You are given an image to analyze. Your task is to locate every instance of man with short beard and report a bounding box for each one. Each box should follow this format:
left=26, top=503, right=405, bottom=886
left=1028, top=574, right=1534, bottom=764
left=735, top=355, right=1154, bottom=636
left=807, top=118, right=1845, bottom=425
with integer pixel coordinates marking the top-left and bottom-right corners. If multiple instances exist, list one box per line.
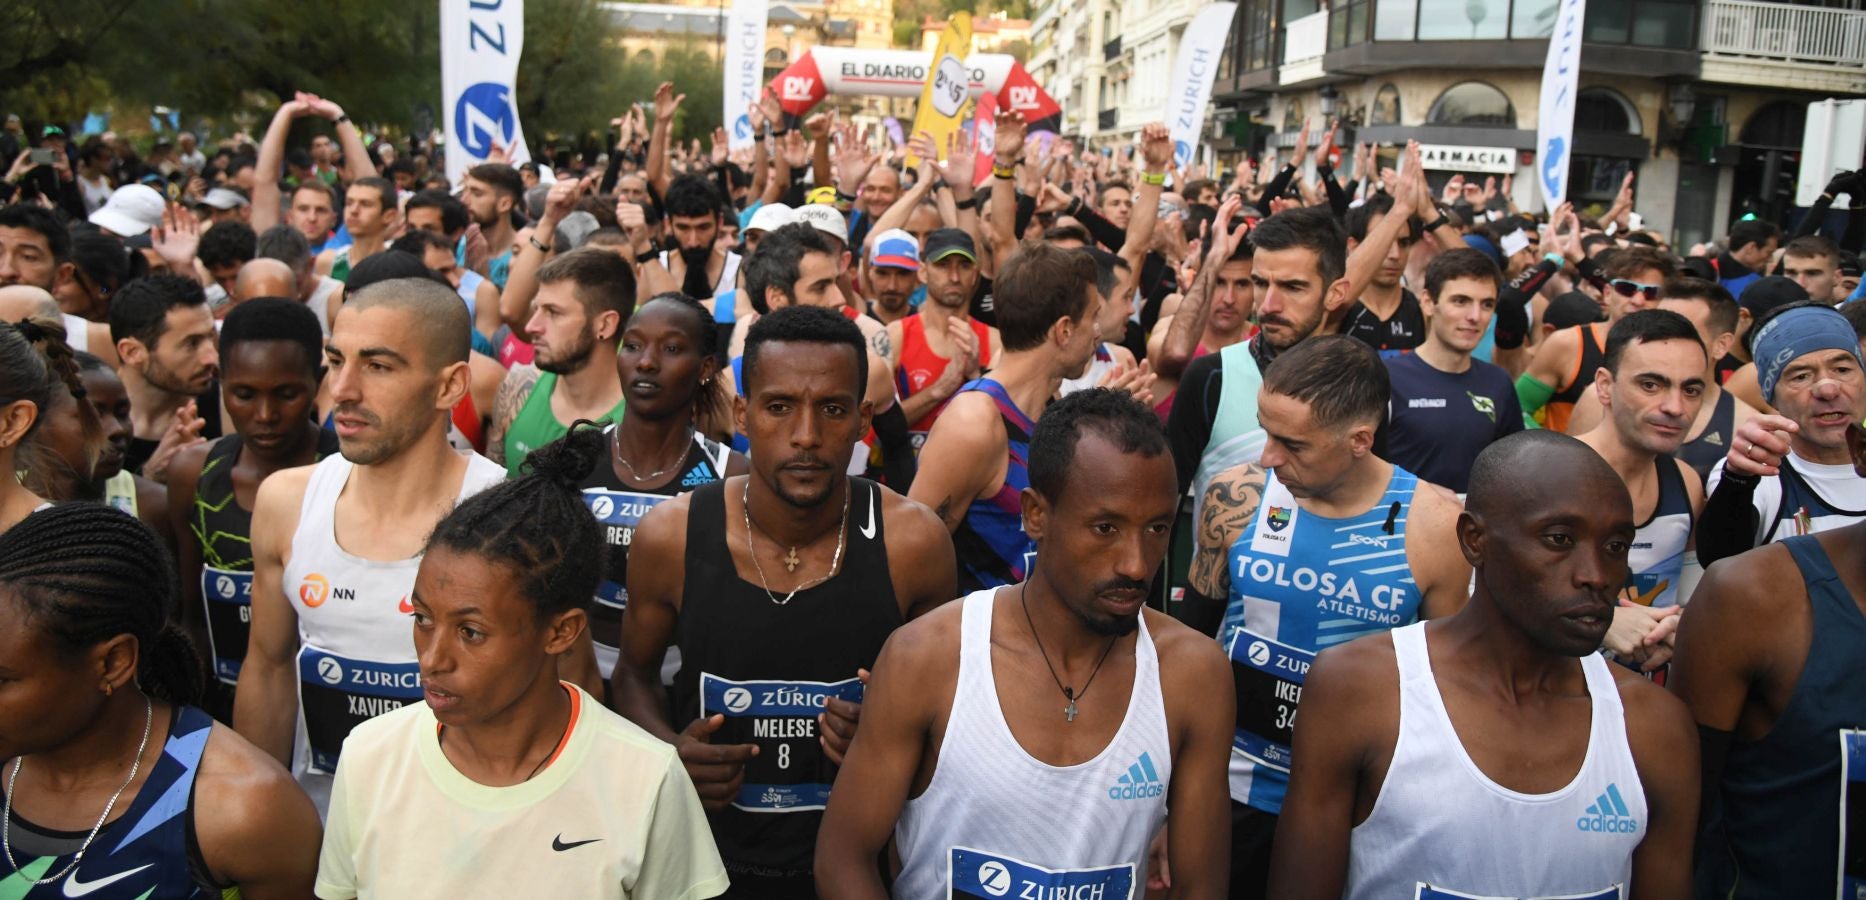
left=860, top=228, right=918, bottom=328
left=645, top=174, right=741, bottom=303
left=107, top=274, right=223, bottom=478
left=489, top=249, right=634, bottom=476
left=461, top=163, right=524, bottom=288
left=317, top=176, right=398, bottom=283
left=884, top=228, right=1002, bottom=449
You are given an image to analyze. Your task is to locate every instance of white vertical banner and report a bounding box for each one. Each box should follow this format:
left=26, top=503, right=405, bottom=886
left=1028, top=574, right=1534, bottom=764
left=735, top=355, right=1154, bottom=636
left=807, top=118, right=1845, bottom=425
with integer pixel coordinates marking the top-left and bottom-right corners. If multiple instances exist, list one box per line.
left=725, top=0, right=769, bottom=150
left=1535, top=0, right=1585, bottom=211
left=442, top=0, right=531, bottom=188
left=1166, top=2, right=1237, bottom=169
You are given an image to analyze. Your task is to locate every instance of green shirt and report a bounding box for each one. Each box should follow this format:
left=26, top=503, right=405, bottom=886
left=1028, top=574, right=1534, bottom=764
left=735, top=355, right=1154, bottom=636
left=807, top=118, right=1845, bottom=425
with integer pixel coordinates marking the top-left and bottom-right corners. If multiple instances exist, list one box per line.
left=503, top=370, right=626, bottom=476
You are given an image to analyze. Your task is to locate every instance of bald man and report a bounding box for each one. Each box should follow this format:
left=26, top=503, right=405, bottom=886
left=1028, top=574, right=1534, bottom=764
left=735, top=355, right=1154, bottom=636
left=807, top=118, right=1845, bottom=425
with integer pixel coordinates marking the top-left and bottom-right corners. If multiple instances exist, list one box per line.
left=235, top=258, right=299, bottom=307
left=1270, top=430, right=1699, bottom=899
left=236, top=277, right=507, bottom=815
left=0, top=284, right=117, bottom=365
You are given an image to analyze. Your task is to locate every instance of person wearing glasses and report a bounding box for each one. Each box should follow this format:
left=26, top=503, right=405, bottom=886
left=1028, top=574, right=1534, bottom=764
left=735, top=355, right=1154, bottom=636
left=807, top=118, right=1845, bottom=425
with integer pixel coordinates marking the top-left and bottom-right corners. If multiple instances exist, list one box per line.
left=1516, top=245, right=1675, bottom=431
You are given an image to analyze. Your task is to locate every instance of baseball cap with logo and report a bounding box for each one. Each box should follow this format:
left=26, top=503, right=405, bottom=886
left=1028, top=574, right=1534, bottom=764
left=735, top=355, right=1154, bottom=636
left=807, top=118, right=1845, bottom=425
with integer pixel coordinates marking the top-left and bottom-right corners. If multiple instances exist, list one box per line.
left=746, top=203, right=797, bottom=235
left=925, top=228, right=976, bottom=264
left=868, top=228, right=921, bottom=271
left=794, top=203, right=849, bottom=246
left=88, top=184, right=167, bottom=237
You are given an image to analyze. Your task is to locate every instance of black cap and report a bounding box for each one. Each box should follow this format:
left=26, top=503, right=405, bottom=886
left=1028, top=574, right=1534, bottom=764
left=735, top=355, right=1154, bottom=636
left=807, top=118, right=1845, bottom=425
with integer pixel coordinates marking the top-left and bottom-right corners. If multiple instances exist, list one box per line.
left=924, top=228, right=976, bottom=263
left=1678, top=256, right=1718, bottom=282
left=1739, top=275, right=1811, bottom=319
left=1545, top=291, right=1607, bottom=332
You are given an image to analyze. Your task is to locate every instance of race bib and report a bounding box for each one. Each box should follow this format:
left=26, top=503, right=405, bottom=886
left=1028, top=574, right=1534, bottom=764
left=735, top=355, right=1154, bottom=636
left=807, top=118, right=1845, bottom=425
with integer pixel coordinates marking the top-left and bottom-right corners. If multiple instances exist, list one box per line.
left=1415, top=885, right=1621, bottom=900
left=1227, top=627, right=1312, bottom=773
left=700, top=673, right=862, bottom=812
left=949, top=847, right=1135, bottom=900
left=201, top=566, right=252, bottom=685
left=581, top=488, right=673, bottom=653
left=298, top=645, right=422, bottom=775
left=1841, top=728, right=1866, bottom=898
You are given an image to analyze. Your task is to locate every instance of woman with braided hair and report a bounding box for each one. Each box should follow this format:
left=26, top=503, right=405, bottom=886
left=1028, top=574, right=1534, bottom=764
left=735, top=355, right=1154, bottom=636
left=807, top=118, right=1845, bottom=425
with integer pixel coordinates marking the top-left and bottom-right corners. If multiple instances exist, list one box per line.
left=0, top=317, right=88, bottom=534
left=0, top=503, right=321, bottom=898
left=315, top=429, right=727, bottom=899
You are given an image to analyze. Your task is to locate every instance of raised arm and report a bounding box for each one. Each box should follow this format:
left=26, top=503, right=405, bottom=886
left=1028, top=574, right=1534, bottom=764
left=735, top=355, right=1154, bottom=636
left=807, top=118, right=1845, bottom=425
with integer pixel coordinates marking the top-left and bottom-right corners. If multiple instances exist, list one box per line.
left=647, top=82, right=683, bottom=202
left=1155, top=198, right=1244, bottom=380
left=987, top=110, right=1028, bottom=267
left=863, top=134, right=938, bottom=253
left=1340, top=141, right=1423, bottom=305
left=252, top=98, right=306, bottom=233
left=497, top=175, right=591, bottom=334
left=301, top=94, right=377, bottom=183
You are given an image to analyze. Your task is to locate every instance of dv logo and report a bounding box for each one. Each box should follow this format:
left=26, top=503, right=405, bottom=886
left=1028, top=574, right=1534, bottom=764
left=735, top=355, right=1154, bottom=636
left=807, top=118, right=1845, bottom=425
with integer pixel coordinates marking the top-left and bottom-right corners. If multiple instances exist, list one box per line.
left=1541, top=136, right=1567, bottom=197
left=975, top=861, right=1012, bottom=896
left=1007, top=86, right=1037, bottom=109
left=317, top=656, right=345, bottom=686
left=782, top=76, right=816, bottom=103
left=1175, top=140, right=1194, bottom=166
left=733, top=113, right=753, bottom=142
left=722, top=687, right=753, bottom=713
left=454, top=82, right=518, bottom=160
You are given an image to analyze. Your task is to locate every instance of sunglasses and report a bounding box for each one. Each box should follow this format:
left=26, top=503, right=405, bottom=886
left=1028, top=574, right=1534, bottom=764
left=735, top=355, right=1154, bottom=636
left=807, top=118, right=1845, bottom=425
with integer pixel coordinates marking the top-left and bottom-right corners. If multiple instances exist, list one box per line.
left=1609, top=279, right=1660, bottom=300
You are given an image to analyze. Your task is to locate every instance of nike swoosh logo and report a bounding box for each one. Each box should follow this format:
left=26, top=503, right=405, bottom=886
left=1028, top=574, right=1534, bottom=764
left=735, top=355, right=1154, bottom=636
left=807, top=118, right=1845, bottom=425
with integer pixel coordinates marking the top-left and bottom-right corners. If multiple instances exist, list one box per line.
left=552, top=835, right=601, bottom=852
left=859, top=485, right=878, bottom=540
left=64, top=863, right=154, bottom=897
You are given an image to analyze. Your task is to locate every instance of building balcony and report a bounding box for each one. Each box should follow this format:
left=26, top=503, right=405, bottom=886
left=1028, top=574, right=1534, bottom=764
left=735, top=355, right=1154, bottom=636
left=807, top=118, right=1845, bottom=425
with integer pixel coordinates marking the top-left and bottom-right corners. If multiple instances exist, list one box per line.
left=1700, top=0, right=1866, bottom=93
left=1099, top=107, right=1120, bottom=129
left=1105, top=35, right=1123, bottom=60
left=1279, top=9, right=1329, bottom=85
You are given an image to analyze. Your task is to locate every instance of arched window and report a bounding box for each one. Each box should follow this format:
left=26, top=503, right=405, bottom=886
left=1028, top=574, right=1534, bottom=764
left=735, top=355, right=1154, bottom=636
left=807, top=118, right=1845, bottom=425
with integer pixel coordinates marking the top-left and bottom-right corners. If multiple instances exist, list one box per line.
left=634, top=48, right=657, bottom=67
left=1425, top=81, right=1515, bottom=127
left=765, top=47, right=788, bottom=65
left=1370, top=83, right=1401, bottom=125
left=1575, top=88, right=1640, bottom=134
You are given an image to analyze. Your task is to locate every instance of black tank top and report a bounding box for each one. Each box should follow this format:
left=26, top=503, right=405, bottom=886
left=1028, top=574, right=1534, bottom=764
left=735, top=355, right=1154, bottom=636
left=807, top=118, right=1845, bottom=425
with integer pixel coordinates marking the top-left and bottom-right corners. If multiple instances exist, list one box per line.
left=1342, top=288, right=1426, bottom=355
left=672, top=477, right=902, bottom=881
left=576, top=425, right=730, bottom=679
left=1677, top=389, right=1736, bottom=483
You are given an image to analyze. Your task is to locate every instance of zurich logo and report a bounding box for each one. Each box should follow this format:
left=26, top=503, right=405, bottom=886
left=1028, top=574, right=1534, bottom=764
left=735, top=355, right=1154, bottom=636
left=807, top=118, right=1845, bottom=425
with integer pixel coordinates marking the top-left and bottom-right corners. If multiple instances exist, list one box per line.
left=589, top=496, right=616, bottom=519
left=975, top=861, right=1012, bottom=896
left=215, top=574, right=237, bottom=599
left=316, top=657, right=344, bottom=686
left=454, top=82, right=518, bottom=159
left=733, top=113, right=753, bottom=142
left=722, top=687, right=753, bottom=713
left=1174, top=140, right=1193, bottom=166
left=1541, top=136, right=1567, bottom=196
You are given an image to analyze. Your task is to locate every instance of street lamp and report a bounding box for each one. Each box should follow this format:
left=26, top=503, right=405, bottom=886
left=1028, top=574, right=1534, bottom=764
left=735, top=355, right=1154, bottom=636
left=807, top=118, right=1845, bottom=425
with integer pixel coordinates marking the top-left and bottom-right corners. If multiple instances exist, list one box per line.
left=1319, top=84, right=1339, bottom=119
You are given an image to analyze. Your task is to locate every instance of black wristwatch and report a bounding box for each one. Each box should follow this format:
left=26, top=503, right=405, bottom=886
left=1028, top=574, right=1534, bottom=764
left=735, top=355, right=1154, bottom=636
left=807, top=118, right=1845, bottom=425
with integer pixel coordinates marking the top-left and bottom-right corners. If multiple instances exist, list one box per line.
left=1423, top=211, right=1450, bottom=232
left=635, top=246, right=661, bottom=264
left=955, top=196, right=978, bottom=211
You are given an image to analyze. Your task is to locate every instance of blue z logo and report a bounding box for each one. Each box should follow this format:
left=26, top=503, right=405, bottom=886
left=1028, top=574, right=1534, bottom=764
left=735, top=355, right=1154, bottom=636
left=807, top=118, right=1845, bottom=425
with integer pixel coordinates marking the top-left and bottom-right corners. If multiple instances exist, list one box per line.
left=455, top=82, right=517, bottom=159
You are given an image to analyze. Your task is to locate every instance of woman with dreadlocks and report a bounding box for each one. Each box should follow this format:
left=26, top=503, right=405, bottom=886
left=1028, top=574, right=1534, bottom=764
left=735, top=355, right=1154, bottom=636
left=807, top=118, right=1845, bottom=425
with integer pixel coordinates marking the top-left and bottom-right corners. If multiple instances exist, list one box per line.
left=0, top=504, right=321, bottom=897
left=314, top=430, right=728, bottom=899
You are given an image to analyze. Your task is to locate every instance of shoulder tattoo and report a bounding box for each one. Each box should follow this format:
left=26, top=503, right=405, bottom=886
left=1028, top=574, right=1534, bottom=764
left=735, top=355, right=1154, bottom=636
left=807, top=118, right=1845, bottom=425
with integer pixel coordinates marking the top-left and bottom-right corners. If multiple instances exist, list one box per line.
left=1188, top=473, right=1263, bottom=596
left=870, top=327, right=892, bottom=361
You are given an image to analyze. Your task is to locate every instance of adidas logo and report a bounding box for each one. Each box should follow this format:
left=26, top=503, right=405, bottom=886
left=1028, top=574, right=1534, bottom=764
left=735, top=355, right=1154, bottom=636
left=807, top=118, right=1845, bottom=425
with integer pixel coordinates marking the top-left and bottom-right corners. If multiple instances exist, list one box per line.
left=680, top=464, right=712, bottom=488
left=1703, top=431, right=1724, bottom=446
left=1576, top=783, right=1639, bottom=833
left=1108, top=752, right=1165, bottom=800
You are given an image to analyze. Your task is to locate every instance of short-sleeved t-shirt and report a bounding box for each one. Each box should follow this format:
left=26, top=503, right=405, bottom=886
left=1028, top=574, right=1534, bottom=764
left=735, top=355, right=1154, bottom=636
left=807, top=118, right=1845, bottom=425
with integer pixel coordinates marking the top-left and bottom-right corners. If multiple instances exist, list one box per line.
left=316, top=683, right=728, bottom=900
left=1383, top=352, right=1523, bottom=494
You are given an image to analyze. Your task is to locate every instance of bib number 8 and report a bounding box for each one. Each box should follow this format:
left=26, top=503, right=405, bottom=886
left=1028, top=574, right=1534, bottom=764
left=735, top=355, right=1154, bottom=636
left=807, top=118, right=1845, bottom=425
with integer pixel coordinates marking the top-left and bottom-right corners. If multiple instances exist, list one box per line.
left=778, top=743, right=791, bottom=769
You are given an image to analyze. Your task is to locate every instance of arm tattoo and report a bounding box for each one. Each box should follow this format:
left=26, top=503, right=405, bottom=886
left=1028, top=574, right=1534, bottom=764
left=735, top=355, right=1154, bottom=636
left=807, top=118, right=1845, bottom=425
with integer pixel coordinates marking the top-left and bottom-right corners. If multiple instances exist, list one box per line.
left=1187, top=474, right=1264, bottom=597
left=870, top=328, right=892, bottom=363
left=488, top=366, right=541, bottom=464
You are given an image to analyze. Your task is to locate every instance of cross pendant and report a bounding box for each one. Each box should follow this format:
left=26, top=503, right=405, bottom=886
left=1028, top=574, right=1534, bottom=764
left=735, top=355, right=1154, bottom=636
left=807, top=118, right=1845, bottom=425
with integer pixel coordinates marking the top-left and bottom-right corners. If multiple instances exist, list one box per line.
left=1065, top=699, right=1078, bottom=722
left=782, top=546, right=801, bottom=572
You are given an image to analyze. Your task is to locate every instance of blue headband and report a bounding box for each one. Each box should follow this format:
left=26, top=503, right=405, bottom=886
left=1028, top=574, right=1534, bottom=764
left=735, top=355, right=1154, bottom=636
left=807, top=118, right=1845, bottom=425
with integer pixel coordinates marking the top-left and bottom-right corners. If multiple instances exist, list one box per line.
left=1753, top=305, right=1864, bottom=404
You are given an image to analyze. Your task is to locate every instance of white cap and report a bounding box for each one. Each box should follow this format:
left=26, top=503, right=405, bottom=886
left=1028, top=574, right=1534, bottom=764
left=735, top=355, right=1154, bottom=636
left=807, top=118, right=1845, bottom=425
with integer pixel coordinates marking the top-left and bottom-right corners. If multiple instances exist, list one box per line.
left=794, top=203, right=849, bottom=245
left=88, top=184, right=166, bottom=237
left=746, top=203, right=797, bottom=234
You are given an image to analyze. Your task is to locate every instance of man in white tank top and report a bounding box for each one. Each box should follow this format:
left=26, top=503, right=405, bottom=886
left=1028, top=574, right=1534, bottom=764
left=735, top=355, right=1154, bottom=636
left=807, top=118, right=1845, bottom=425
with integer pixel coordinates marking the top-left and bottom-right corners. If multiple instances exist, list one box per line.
left=1268, top=431, right=1699, bottom=899
left=235, top=277, right=508, bottom=815
left=816, top=389, right=1234, bottom=899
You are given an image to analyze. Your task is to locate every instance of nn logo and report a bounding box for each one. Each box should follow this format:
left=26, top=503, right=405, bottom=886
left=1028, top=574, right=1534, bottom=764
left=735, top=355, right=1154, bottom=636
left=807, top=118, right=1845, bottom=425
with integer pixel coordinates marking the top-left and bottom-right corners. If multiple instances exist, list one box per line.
left=1577, top=783, right=1638, bottom=833
left=299, top=574, right=329, bottom=608
left=1108, top=752, right=1165, bottom=800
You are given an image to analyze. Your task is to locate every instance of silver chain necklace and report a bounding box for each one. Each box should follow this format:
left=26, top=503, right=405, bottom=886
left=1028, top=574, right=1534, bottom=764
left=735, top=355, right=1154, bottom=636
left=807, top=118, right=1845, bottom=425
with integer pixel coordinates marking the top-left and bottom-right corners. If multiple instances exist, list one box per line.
left=613, top=425, right=693, bottom=484
left=4, top=696, right=153, bottom=885
left=742, top=477, right=850, bottom=605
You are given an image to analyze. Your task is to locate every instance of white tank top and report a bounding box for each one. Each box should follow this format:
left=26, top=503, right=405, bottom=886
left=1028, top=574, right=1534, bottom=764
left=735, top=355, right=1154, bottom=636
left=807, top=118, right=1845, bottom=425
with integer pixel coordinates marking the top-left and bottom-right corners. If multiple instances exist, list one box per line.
left=280, top=451, right=504, bottom=814
left=308, top=276, right=342, bottom=337
left=1346, top=623, right=1645, bottom=900
left=892, top=589, right=1171, bottom=900
left=59, top=313, right=88, bottom=354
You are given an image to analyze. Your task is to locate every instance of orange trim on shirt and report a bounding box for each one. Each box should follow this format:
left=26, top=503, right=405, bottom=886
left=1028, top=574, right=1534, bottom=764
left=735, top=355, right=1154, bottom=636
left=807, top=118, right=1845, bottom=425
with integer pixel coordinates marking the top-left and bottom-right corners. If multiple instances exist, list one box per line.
left=542, top=682, right=581, bottom=770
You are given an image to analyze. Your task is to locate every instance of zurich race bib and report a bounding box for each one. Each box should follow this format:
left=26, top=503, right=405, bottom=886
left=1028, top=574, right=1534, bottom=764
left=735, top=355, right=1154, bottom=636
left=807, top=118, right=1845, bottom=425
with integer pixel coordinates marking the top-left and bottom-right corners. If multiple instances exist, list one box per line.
left=1414, top=886, right=1621, bottom=900
left=580, top=488, right=673, bottom=651
left=1841, top=729, right=1866, bottom=897
left=700, top=673, right=863, bottom=812
left=201, top=566, right=252, bottom=684
left=297, top=644, right=422, bottom=774
left=1227, top=627, right=1312, bottom=773
left=949, top=847, right=1135, bottom=900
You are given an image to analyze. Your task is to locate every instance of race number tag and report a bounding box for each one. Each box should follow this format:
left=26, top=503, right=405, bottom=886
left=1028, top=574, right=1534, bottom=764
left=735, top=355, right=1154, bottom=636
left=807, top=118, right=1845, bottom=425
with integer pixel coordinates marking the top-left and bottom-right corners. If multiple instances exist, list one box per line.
left=700, top=673, right=863, bottom=812
left=1227, top=627, right=1312, bottom=773
left=297, top=644, right=422, bottom=775
left=949, top=847, right=1135, bottom=900
left=1414, top=884, right=1622, bottom=899
left=1840, top=728, right=1866, bottom=897
left=201, top=566, right=252, bottom=684
left=580, top=488, right=673, bottom=652
left=931, top=56, right=968, bottom=117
